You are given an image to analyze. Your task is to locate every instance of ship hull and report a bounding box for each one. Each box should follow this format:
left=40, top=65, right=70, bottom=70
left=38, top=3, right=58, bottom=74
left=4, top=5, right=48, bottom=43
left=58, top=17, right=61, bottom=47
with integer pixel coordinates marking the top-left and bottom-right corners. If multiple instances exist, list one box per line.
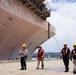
left=0, top=0, right=55, bottom=60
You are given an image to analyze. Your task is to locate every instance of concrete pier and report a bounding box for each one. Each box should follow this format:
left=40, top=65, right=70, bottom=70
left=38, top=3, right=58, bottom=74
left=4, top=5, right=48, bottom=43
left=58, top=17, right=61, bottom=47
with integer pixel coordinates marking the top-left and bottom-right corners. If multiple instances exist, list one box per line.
left=0, top=60, right=74, bottom=75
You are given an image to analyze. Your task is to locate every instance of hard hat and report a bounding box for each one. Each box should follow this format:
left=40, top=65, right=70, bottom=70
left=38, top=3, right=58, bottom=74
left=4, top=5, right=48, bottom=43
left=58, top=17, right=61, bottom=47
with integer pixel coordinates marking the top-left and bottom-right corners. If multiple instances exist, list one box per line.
left=22, top=44, right=26, bottom=47
left=73, top=43, right=76, bottom=47
left=38, top=45, right=42, bottom=48
left=64, top=43, right=67, bottom=45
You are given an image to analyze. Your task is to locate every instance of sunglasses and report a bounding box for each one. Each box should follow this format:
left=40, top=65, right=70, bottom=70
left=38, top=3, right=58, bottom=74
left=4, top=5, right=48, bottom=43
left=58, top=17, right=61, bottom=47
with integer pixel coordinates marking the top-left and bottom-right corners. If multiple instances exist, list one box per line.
left=64, top=45, right=67, bottom=46
left=73, top=46, right=76, bottom=47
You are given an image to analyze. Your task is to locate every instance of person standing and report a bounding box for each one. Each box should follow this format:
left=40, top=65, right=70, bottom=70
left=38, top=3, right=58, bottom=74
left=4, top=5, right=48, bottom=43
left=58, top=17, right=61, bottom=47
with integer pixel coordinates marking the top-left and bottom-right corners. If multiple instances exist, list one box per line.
left=19, top=44, right=28, bottom=70
left=36, top=45, right=44, bottom=69
left=61, top=43, right=70, bottom=72
left=70, top=43, right=76, bottom=74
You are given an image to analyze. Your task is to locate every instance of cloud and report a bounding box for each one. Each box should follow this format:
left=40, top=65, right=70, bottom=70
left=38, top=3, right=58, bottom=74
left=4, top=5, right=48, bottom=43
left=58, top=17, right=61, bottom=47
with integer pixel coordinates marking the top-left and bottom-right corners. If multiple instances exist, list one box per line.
left=47, top=0, right=76, bottom=37
left=51, top=0, right=76, bottom=3
left=40, top=0, right=76, bottom=52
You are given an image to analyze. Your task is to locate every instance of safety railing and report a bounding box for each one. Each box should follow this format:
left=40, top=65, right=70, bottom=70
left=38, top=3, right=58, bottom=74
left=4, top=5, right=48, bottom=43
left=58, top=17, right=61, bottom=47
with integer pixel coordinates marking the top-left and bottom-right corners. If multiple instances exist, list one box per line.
left=21, top=0, right=50, bottom=20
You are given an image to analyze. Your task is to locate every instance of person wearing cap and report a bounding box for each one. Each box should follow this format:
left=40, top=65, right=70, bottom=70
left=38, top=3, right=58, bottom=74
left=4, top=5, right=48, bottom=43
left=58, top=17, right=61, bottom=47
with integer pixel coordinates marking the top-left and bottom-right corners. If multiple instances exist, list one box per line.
left=70, top=43, right=76, bottom=74
left=61, top=43, right=70, bottom=72
left=36, top=45, right=44, bottom=69
left=19, top=44, right=28, bottom=70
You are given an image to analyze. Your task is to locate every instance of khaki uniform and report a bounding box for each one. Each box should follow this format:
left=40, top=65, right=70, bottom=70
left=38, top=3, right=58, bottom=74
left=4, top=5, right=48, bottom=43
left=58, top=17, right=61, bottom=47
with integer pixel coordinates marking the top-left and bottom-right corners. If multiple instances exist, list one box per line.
left=73, top=59, right=76, bottom=72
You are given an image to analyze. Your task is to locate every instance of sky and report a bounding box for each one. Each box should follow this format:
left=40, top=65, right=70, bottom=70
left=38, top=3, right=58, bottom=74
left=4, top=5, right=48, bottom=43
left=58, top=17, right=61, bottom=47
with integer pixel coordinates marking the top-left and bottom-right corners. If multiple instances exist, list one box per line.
left=35, top=0, right=76, bottom=53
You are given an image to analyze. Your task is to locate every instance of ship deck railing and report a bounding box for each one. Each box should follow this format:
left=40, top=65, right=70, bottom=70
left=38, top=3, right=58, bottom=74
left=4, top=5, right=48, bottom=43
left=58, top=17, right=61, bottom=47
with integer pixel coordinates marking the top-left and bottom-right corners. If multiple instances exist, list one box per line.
left=21, top=0, right=50, bottom=20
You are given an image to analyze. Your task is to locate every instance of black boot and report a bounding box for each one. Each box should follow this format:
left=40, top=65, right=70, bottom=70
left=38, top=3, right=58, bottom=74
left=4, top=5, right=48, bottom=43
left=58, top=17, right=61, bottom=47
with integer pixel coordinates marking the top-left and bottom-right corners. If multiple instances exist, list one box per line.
left=73, top=71, right=76, bottom=74
left=64, top=70, right=68, bottom=72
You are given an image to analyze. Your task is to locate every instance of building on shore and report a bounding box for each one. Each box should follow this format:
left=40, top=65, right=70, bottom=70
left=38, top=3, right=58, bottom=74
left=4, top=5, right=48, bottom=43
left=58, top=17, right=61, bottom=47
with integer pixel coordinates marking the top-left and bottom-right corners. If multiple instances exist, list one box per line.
left=32, top=52, right=61, bottom=60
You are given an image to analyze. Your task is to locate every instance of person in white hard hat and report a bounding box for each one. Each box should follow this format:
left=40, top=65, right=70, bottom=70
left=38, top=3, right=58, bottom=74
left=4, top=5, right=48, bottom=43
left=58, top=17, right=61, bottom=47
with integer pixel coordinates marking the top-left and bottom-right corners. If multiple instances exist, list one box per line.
left=61, top=43, right=70, bottom=72
left=19, top=44, right=28, bottom=70
left=36, top=45, right=45, bottom=70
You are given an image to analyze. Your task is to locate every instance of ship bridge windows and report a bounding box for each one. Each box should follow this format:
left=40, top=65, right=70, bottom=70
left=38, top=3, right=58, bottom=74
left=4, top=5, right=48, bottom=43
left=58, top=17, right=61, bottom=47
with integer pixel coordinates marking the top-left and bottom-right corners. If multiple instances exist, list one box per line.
left=21, top=0, right=50, bottom=20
